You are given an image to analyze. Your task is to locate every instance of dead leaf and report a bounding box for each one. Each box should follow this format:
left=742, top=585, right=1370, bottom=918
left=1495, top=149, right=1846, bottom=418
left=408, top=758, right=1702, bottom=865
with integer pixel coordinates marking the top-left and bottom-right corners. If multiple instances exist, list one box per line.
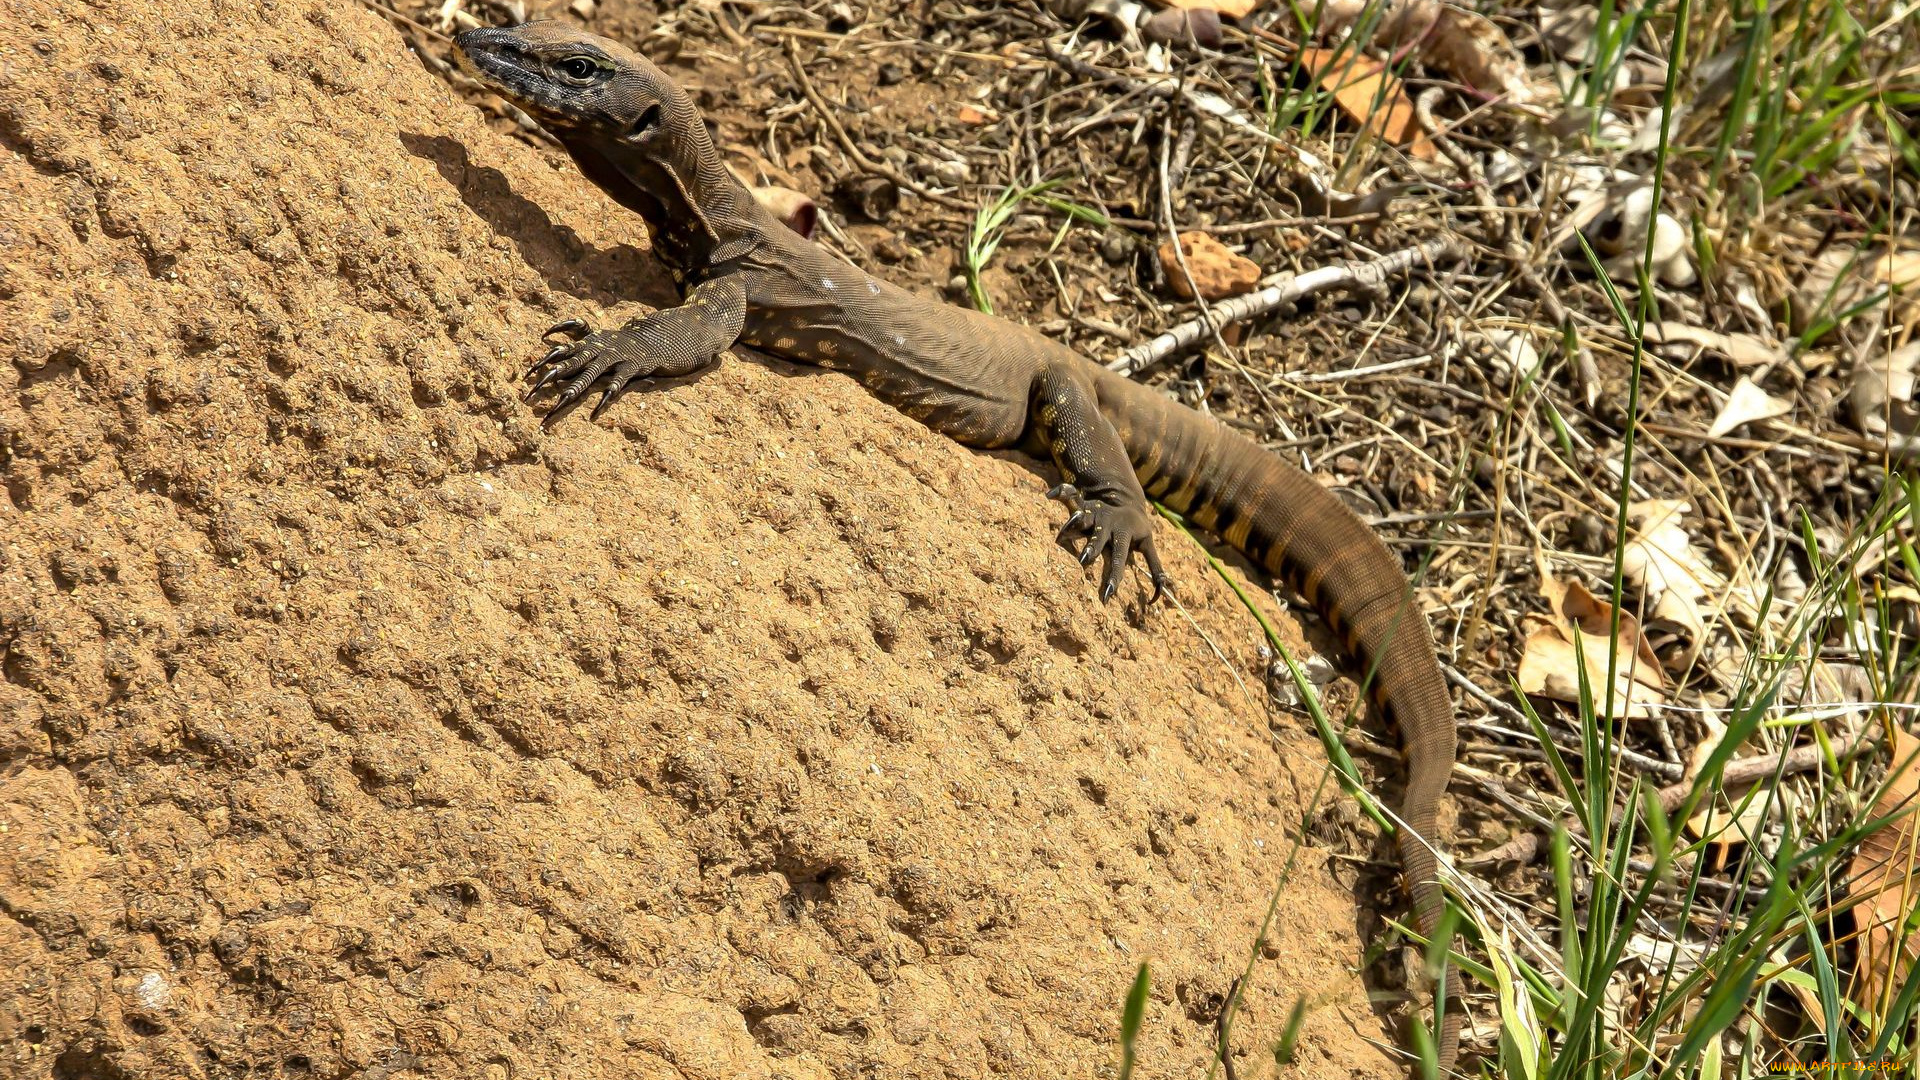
left=1685, top=780, right=1790, bottom=872
left=1298, top=0, right=1551, bottom=108
left=1425, top=5, right=1543, bottom=108
left=1684, top=710, right=1731, bottom=783
left=1621, top=500, right=1727, bottom=670
left=1142, top=7, right=1223, bottom=48
left=1161, top=0, right=1258, bottom=18
left=1538, top=5, right=1599, bottom=63
left=955, top=104, right=996, bottom=125
left=1644, top=321, right=1784, bottom=368
left=1847, top=728, right=1920, bottom=1015
left=1794, top=245, right=1920, bottom=338
left=1518, top=572, right=1665, bottom=719
left=1298, top=48, right=1437, bottom=161
left=1849, top=339, right=1920, bottom=450
left=1706, top=377, right=1792, bottom=439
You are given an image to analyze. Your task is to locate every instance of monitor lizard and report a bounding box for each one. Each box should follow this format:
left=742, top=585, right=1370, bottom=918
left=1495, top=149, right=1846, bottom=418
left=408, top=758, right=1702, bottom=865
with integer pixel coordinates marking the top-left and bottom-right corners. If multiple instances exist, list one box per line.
left=453, top=21, right=1464, bottom=1067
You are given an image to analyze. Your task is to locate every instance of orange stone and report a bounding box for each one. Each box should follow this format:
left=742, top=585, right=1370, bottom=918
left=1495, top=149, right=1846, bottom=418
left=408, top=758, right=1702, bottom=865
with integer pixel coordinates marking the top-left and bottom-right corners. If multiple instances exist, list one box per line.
left=1158, top=231, right=1261, bottom=300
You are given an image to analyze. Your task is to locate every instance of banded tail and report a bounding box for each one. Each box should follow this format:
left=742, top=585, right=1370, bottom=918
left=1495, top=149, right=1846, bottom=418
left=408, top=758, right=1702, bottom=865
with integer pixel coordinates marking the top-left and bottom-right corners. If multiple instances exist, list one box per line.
left=1095, top=368, right=1464, bottom=1066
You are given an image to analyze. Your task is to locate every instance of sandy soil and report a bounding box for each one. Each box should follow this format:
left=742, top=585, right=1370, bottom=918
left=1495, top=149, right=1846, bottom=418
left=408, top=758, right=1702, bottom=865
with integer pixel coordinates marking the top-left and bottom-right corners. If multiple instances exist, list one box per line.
left=0, top=1, right=1425, bottom=1075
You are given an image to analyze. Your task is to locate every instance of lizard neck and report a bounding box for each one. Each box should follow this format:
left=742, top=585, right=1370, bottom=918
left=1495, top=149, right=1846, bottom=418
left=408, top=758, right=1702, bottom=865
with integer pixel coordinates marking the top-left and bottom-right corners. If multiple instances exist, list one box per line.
left=559, top=126, right=765, bottom=274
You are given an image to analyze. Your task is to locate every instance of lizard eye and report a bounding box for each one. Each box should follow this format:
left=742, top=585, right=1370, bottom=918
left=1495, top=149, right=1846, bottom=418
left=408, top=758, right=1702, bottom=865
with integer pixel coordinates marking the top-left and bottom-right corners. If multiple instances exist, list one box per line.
left=556, top=56, right=598, bottom=82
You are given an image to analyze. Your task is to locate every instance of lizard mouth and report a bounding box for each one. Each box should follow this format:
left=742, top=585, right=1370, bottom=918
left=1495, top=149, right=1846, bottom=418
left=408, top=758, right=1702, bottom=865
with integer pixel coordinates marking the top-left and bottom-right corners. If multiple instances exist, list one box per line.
left=452, top=29, right=570, bottom=121
left=452, top=30, right=530, bottom=84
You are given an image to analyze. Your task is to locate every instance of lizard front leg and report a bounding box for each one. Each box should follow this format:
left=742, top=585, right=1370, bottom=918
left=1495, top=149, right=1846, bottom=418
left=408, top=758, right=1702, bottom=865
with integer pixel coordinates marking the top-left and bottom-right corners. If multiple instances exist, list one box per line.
left=526, top=275, right=748, bottom=426
left=1033, top=363, right=1171, bottom=604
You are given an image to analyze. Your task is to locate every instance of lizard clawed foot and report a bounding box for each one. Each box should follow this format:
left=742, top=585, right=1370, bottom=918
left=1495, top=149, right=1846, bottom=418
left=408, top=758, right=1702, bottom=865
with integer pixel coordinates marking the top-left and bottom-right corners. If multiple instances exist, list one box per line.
left=1047, top=483, right=1173, bottom=604
left=523, top=319, right=664, bottom=427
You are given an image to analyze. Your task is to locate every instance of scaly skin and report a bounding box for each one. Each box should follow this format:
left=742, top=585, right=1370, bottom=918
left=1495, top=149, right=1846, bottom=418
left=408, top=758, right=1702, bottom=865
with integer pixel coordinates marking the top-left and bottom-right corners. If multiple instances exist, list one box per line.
left=454, top=22, right=1463, bottom=1066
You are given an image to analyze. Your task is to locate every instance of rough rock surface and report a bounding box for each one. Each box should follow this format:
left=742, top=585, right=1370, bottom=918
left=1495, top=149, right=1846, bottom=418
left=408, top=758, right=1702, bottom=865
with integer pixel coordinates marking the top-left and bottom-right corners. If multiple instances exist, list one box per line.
left=1159, top=232, right=1261, bottom=302
left=0, top=2, right=1404, bottom=1076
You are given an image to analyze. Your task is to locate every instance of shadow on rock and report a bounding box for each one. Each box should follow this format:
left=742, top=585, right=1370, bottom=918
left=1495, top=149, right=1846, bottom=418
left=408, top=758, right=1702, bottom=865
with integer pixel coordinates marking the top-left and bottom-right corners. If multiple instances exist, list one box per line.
left=399, top=130, right=678, bottom=311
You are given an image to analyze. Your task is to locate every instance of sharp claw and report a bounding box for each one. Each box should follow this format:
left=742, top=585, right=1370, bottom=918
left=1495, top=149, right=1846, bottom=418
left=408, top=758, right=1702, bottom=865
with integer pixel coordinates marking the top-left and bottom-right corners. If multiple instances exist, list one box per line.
left=1105, top=537, right=1134, bottom=598
left=589, top=381, right=629, bottom=421
left=1055, top=510, right=1093, bottom=543
left=544, top=318, right=590, bottom=342
left=1078, top=526, right=1109, bottom=567
left=541, top=379, right=593, bottom=428
left=1046, top=482, right=1079, bottom=502
left=1148, top=573, right=1173, bottom=605
left=1141, top=541, right=1170, bottom=605
left=527, top=340, right=577, bottom=381
left=524, top=363, right=567, bottom=401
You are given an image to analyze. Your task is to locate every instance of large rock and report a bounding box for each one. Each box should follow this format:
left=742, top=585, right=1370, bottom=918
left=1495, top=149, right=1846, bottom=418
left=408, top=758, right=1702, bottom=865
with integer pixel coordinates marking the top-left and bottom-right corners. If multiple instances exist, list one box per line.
left=0, top=2, right=1402, bottom=1076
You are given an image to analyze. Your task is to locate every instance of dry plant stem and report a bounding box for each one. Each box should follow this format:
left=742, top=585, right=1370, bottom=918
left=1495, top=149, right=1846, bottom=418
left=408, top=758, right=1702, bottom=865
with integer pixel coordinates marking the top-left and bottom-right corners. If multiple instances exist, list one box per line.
left=783, top=39, right=974, bottom=211
left=1471, top=725, right=1881, bottom=868
left=358, top=0, right=450, bottom=42
left=1168, top=120, right=1198, bottom=193
left=1109, top=237, right=1459, bottom=376
left=1104, top=212, right=1389, bottom=234
left=1414, top=86, right=1600, bottom=407
left=389, top=13, right=554, bottom=143
left=1042, top=43, right=1336, bottom=178
left=1269, top=354, right=1433, bottom=386
left=1633, top=857, right=1771, bottom=903
left=1214, top=975, right=1244, bottom=1080
left=705, top=3, right=750, bottom=49
left=1156, top=117, right=1236, bottom=366
left=1446, top=668, right=1683, bottom=780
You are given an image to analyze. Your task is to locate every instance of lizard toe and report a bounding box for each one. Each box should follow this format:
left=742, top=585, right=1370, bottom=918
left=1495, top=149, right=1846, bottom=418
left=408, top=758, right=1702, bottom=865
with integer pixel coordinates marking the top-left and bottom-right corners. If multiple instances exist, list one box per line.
left=1055, top=509, right=1095, bottom=544
left=543, top=317, right=592, bottom=343
left=541, top=350, right=621, bottom=425
left=1077, top=524, right=1111, bottom=568
left=526, top=341, right=584, bottom=393
left=588, top=361, right=650, bottom=421
left=1140, top=535, right=1173, bottom=605
left=1098, top=532, right=1134, bottom=603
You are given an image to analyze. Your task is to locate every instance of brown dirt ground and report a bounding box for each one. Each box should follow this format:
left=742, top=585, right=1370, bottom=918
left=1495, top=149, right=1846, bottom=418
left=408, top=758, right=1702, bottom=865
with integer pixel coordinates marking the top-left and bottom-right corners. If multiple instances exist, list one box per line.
left=0, top=1, right=1438, bottom=1077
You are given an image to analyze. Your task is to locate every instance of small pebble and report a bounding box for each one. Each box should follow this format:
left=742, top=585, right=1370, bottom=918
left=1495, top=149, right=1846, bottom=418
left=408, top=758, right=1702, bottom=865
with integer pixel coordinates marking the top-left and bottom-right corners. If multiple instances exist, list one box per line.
left=1570, top=513, right=1611, bottom=554
left=1157, top=231, right=1258, bottom=301
left=1142, top=7, right=1223, bottom=49
left=928, top=159, right=972, bottom=186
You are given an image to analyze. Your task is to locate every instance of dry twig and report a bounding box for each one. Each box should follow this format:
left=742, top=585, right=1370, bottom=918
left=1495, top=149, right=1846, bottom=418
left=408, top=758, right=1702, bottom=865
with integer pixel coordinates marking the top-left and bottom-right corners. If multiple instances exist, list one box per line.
left=1110, top=237, right=1460, bottom=376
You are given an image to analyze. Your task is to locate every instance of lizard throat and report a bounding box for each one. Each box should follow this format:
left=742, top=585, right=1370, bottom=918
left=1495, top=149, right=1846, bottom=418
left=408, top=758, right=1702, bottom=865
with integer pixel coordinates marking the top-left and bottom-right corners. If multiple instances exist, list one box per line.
left=560, top=136, right=760, bottom=272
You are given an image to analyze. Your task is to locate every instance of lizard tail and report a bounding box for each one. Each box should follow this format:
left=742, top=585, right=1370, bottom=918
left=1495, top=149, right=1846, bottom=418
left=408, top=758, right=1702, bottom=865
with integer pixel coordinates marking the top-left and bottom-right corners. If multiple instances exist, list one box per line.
left=1098, top=370, right=1463, bottom=1068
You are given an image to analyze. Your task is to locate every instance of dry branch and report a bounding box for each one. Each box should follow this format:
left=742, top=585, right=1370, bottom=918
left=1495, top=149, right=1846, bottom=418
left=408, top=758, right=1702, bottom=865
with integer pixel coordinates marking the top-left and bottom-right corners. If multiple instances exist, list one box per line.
left=1109, top=236, right=1460, bottom=376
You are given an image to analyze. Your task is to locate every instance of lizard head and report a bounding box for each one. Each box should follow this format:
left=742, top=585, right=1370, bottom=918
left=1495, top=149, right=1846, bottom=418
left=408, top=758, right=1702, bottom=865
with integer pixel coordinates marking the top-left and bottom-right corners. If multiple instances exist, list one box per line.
left=453, top=21, right=766, bottom=266
left=453, top=22, right=690, bottom=148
